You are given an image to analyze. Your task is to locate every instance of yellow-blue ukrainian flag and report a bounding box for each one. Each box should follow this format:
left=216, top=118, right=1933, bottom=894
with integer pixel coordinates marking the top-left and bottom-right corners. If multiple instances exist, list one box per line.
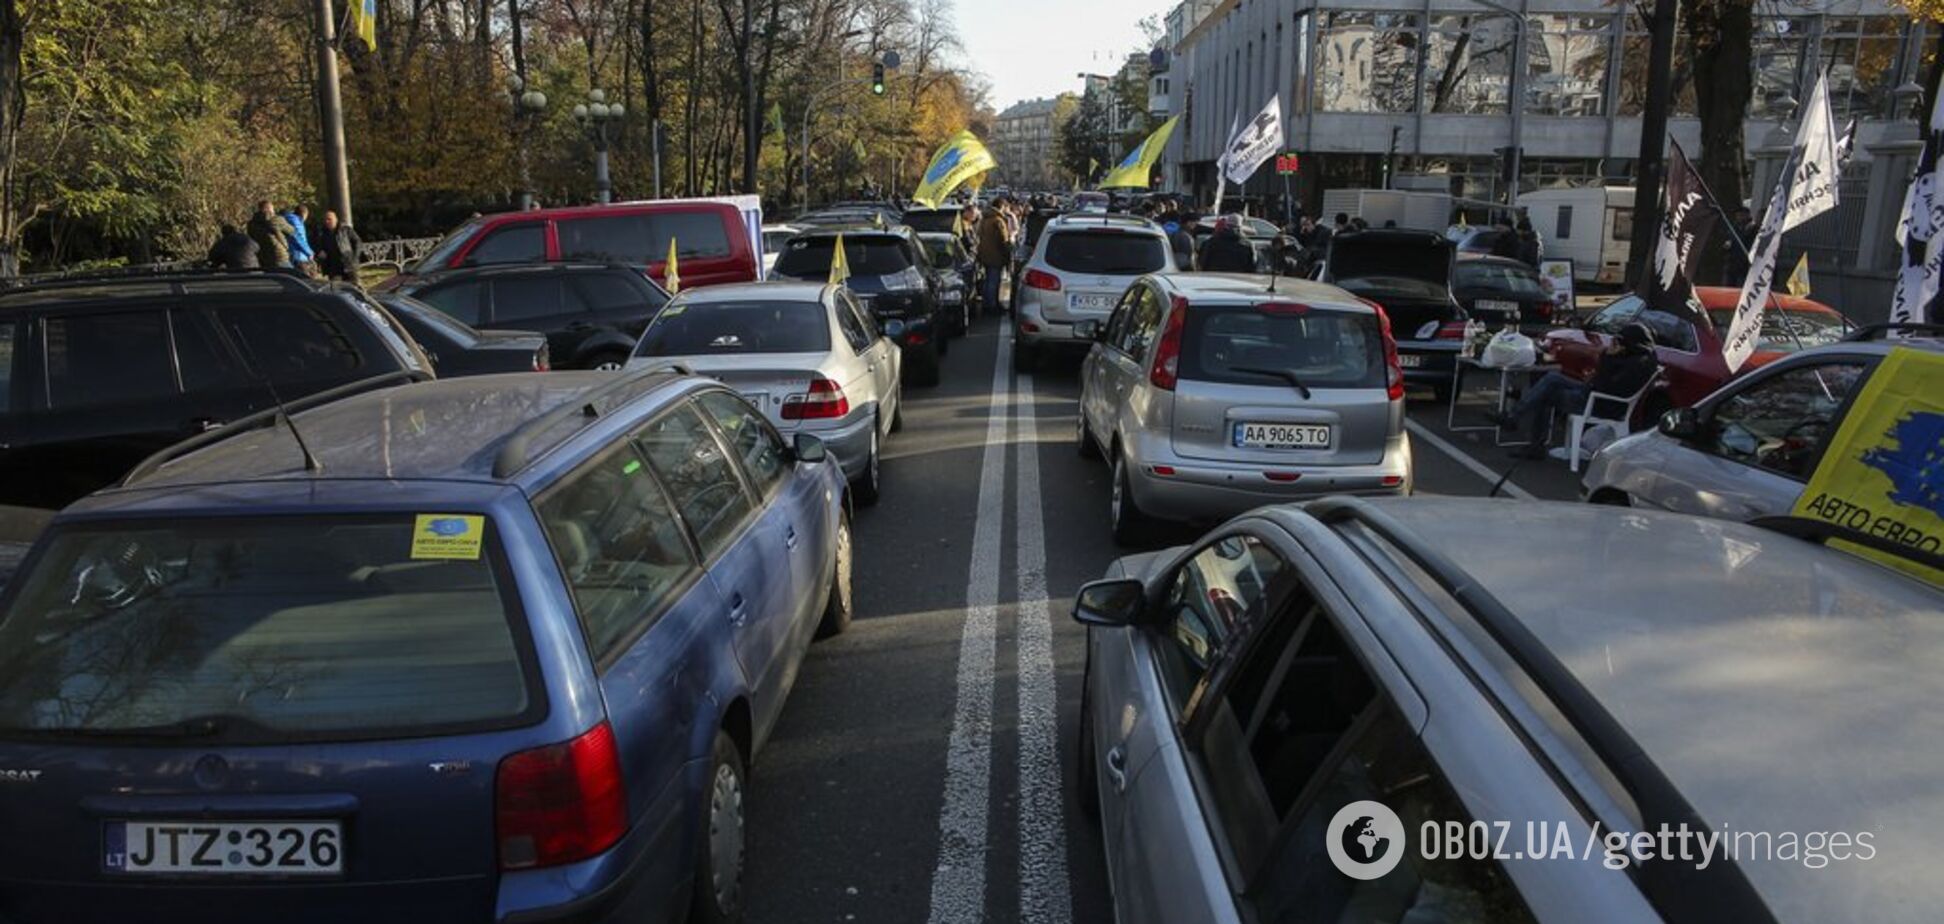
left=348, top=0, right=377, bottom=49
left=911, top=130, right=997, bottom=207
left=1100, top=116, right=1180, bottom=190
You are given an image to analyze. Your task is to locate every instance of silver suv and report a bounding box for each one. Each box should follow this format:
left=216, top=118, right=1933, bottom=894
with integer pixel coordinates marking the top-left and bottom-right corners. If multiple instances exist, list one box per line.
left=1014, top=214, right=1176, bottom=370
left=1075, top=273, right=1413, bottom=544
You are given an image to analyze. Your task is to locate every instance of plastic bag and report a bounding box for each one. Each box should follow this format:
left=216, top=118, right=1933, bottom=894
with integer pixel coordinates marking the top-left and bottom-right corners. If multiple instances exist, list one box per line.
left=1480, top=330, right=1537, bottom=369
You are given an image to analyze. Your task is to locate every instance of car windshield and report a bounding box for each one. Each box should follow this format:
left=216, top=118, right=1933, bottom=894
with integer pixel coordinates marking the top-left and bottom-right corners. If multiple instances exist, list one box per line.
left=0, top=516, right=534, bottom=743
left=773, top=237, right=913, bottom=277
left=903, top=211, right=958, bottom=234
left=1707, top=308, right=1851, bottom=352
left=1454, top=263, right=1545, bottom=298
left=413, top=217, right=485, bottom=273
left=1182, top=305, right=1385, bottom=389
left=387, top=295, right=480, bottom=346
left=922, top=237, right=958, bottom=266
left=637, top=298, right=831, bottom=355
left=1334, top=276, right=1452, bottom=301
left=1043, top=231, right=1168, bottom=275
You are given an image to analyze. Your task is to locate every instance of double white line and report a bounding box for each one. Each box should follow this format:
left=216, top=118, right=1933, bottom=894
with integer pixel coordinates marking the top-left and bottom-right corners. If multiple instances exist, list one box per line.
left=925, top=332, right=1072, bottom=924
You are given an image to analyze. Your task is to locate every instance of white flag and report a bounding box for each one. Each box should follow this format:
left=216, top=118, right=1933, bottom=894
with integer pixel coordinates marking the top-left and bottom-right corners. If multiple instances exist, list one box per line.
left=1212, top=111, right=1239, bottom=214
left=1889, top=72, right=1944, bottom=331
left=1724, top=74, right=1840, bottom=371
left=1222, top=95, right=1283, bottom=186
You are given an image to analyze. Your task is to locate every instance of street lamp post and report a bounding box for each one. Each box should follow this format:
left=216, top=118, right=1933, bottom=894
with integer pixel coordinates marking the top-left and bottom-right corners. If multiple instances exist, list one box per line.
left=505, top=74, right=549, bottom=210
left=801, top=48, right=897, bottom=209
left=573, top=89, right=626, bottom=204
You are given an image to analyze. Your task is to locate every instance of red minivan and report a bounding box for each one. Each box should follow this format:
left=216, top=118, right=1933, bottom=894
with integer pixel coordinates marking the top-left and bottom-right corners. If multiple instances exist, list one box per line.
left=390, top=200, right=758, bottom=291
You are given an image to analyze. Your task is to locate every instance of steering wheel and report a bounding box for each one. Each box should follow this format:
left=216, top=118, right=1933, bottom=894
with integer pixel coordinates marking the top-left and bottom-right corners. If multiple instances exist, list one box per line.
left=1758, top=417, right=1829, bottom=471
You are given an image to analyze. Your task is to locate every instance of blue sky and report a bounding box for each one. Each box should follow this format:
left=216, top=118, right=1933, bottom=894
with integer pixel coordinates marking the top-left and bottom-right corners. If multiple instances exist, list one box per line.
left=952, top=0, right=1174, bottom=111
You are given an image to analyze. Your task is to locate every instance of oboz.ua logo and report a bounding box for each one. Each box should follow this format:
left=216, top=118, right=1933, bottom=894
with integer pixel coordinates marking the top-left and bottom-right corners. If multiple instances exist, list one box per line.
left=1326, top=800, right=1405, bottom=880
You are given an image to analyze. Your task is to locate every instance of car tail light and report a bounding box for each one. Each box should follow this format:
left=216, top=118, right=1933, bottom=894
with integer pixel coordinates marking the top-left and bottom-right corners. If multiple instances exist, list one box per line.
left=906, top=329, right=930, bottom=346
left=1021, top=321, right=1041, bottom=334
left=1148, top=295, right=1188, bottom=390
left=496, top=722, right=627, bottom=870
left=1023, top=269, right=1062, bottom=291
left=1381, top=474, right=1404, bottom=487
left=1257, top=302, right=1310, bottom=316
left=1434, top=321, right=1468, bottom=340
left=1372, top=304, right=1406, bottom=402
left=533, top=346, right=551, bottom=372
left=1149, top=465, right=1176, bottom=477
left=1264, top=471, right=1302, bottom=482
left=782, top=378, right=850, bottom=420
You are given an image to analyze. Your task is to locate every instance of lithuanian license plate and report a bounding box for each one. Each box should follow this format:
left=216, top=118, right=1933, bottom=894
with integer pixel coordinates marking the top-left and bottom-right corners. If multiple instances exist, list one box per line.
left=105, top=820, right=343, bottom=876
left=1067, top=293, right=1114, bottom=311
left=1476, top=298, right=1519, bottom=316
left=1234, top=422, right=1333, bottom=449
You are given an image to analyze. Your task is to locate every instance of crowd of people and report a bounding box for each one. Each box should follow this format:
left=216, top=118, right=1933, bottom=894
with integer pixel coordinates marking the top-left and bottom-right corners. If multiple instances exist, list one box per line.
left=206, top=200, right=362, bottom=281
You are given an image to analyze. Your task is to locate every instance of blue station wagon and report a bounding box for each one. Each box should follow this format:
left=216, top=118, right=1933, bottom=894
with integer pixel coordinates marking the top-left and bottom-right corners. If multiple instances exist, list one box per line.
left=0, top=369, right=853, bottom=923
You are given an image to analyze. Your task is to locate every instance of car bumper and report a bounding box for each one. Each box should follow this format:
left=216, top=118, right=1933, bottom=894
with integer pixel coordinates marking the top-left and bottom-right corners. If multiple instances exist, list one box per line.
left=786, top=410, right=878, bottom=481
left=1398, top=340, right=1461, bottom=385
left=1123, top=436, right=1413, bottom=524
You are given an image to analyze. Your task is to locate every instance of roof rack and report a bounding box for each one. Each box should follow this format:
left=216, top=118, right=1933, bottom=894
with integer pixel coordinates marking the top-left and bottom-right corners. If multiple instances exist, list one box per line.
left=1307, top=496, right=1775, bottom=923
left=490, top=370, right=682, bottom=479
left=120, top=370, right=429, bottom=485
left=1842, top=321, right=1944, bottom=342
left=0, top=266, right=318, bottom=296
left=1749, top=515, right=1944, bottom=573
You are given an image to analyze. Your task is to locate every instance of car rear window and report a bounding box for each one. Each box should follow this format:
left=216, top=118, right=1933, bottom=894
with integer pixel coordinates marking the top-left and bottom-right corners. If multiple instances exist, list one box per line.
left=902, top=210, right=957, bottom=234
left=559, top=210, right=734, bottom=263
left=1182, top=306, right=1385, bottom=389
left=416, top=217, right=485, bottom=272
left=1043, top=231, right=1168, bottom=275
left=0, top=516, right=538, bottom=743
left=774, top=237, right=914, bottom=277
left=1454, top=262, right=1545, bottom=298
left=637, top=298, right=831, bottom=355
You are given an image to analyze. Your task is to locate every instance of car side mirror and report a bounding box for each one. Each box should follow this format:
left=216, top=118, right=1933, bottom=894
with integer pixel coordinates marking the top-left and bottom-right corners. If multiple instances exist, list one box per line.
left=792, top=432, right=828, bottom=464
left=882, top=318, right=907, bottom=340
left=1659, top=407, right=1701, bottom=440
left=1071, top=578, right=1146, bottom=628
left=1075, top=319, right=1102, bottom=341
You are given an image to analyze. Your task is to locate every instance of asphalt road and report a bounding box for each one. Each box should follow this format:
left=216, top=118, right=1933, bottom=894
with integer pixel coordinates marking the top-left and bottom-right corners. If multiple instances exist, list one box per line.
left=742, top=312, right=1582, bottom=923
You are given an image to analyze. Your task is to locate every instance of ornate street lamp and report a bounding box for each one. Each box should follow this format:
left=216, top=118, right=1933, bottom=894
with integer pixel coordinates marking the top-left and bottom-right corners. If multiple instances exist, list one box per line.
left=574, top=89, right=626, bottom=204
left=504, top=74, right=548, bottom=210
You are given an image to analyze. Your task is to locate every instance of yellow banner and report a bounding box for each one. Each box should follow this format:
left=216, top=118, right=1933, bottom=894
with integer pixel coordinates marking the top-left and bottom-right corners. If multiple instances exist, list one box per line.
left=1786, top=252, right=1811, bottom=297
left=1100, top=116, right=1179, bottom=190
left=665, top=237, right=681, bottom=294
left=411, top=514, right=485, bottom=560
left=829, top=232, right=850, bottom=287
left=1791, top=348, right=1944, bottom=585
left=348, top=0, right=377, bottom=49
left=912, top=130, right=997, bottom=207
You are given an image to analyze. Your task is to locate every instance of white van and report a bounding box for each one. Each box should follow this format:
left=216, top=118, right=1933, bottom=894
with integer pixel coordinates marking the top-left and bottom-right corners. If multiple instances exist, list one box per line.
left=1517, top=187, right=1634, bottom=285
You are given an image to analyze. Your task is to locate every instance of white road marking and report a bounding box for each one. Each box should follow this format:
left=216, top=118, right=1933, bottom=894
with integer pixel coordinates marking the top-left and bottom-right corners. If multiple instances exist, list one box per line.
left=1012, top=372, right=1072, bottom=924
left=925, top=328, right=1013, bottom=924
left=1404, top=418, right=1538, bottom=500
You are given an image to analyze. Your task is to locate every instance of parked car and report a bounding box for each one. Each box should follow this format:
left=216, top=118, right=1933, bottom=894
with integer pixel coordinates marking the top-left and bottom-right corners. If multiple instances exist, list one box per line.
left=768, top=226, right=948, bottom=386
left=899, top=207, right=960, bottom=235
left=918, top=231, right=973, bottom=338
left=375, top=292, right=551, bottom=377
left=631, top=282, right=903, bottom=504
left=1318, top=229, right=1465, bottom=397
left=761, top=224, right=801, bottom=276
left=1074, top=495, right=1944, bottom=924
left=1072, top=191, right=1111, bottom=213
left=0, top=503, right=51, bottom=590
left=390, top=200, right=758, bottom=291
left=1517, top=186, right=1636, bottom=284
left=1581, top=335, right=1938, bottom=517
left=1015, top=213, right=1177, bottom=371
left=1075, top=273, right=1411, bottom=544
left=0, top=368, right=852, bottom=924
left=391, top=263, right=670, bottom=371
left=0, top=269, right=432, bottom=510
left=1453, top=253, right=1558, bottom=331
left=1543, top=287, right=1852, bottom=411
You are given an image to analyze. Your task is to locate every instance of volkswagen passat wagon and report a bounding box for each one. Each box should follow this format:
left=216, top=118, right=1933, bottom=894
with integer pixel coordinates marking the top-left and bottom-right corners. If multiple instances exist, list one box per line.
left=0, top=369, right=853, bottom=924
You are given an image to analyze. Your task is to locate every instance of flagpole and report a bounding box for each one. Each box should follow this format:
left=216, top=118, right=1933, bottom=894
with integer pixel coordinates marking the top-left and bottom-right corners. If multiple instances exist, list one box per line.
left=315, top=0, right=354, bottom=226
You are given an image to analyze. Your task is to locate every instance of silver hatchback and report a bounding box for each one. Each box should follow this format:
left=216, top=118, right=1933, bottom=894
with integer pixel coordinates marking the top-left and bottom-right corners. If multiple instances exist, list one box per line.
left=1076, top=273, right=1412, bottom=544
left=1014, top=214, right=1177, bottom=370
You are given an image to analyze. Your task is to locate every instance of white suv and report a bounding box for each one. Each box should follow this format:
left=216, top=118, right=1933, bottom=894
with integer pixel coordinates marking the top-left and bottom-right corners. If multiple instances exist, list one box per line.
left=1013, top=214, right=1177, bottom=370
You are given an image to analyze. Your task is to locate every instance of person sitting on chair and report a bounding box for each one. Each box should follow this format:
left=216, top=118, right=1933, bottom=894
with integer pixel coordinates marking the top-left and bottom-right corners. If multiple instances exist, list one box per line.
left=1501, top=322, right=1660, bottom=460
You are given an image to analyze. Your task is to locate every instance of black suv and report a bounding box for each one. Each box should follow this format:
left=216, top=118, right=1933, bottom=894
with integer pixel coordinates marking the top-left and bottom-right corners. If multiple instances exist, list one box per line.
left=770, top=225, right=949, bottom=386
left=391, top=262, right=670, bottom=370
left=0, top=269, right=432, bottom=509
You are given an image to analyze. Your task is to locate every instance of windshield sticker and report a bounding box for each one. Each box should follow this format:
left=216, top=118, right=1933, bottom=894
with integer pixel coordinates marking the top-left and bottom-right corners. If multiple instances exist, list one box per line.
left=411, top=514, right=486, bottom=560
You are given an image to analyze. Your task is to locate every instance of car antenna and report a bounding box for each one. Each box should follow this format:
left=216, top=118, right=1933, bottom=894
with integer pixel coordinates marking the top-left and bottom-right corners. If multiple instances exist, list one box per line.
left=229, top=326, right=324, bottom=473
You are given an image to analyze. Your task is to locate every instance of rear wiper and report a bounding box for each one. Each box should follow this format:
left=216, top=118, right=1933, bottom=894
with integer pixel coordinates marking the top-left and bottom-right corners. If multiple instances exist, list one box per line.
left=1231, top=366, right=1313, bottom=400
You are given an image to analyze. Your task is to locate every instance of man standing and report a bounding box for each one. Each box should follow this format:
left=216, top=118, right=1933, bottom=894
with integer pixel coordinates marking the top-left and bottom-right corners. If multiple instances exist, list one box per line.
left=247, top=200, right=294, bottom=269
left=1196, top=215, right=1257, bottom=273
left=976, top=196, right=1012, bottom=316
left=282, top=204, right=316, bottom=276
left=315, top=210, right=362, bottom=281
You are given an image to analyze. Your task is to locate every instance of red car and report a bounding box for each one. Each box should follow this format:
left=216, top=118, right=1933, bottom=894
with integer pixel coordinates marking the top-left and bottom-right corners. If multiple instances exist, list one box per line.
left=385, top=200, right=758, bottom=292
left=1544, top=286, right=1851, bottom=409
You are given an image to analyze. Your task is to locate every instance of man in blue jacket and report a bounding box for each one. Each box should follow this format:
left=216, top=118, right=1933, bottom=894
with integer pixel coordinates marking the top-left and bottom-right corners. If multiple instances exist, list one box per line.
left=282, top=204, right=316, bottom=276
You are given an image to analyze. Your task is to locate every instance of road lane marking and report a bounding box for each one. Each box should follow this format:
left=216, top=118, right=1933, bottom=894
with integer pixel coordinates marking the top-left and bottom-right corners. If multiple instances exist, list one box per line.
left=1403, top=418, right=1538, bottom=500
left=1012, top=373, right=1072, bottom=924
left=925, top=327, right=1013, bottom=924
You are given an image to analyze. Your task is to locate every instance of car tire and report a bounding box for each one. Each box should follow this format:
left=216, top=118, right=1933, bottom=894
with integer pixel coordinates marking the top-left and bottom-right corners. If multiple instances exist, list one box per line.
left=1110, top=453, right=1155, bottom=547
left=1076, top=409, right=1100, bottom=459
left=815, top=511, right=854, bottom=638
left=1013, top=338, right=1037, bottom=373
left=688, top=732, right=747, bottom=924
left=851, top=426, right=882, bottom=507
left=585, top=350, right=629, bottom=372
left=1076, top=669, right=1101, bottom=820
left=907, top=342, right=942, bottom=387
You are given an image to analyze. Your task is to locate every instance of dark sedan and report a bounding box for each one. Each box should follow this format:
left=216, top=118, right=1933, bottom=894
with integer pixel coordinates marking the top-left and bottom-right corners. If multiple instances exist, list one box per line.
left=376, top=293, right=551, bottom=376
left=1453, top=254, right=1557, bottom=333
left=389, top=262, right=669, bottom=370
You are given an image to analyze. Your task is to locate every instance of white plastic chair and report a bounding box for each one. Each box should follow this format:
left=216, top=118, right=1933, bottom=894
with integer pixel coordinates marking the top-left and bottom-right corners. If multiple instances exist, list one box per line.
left=1563, top=369, right=1663, bottom=472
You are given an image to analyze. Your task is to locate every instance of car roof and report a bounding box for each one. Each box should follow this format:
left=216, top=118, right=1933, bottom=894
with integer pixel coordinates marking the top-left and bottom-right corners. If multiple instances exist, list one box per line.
left=790, top=225, right=908, bottom=240
left=1045, top=213, right=1163, bottom=234
left=474, top=201, right=734, bottom=223
left=1155, top=272, right=1369, bottom=308
left=0, top=270, right=343, bottom=310
left=1336, top=498, right=1944, bottom=922
left=1455, top=253, right=1536, bottom=270
left=1335, top=228, right=1452, bottom=247
left=113, top=371, right=690, bottom=490
left=1690, top=286, right=1837, bottom=314
left=668, top=281, right=831, bottom=303
left=409, top=262, right=640, bottom=284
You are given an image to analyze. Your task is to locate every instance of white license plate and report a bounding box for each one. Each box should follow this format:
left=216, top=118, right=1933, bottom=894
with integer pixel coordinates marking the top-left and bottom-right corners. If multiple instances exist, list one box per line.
left=1068, top=293, right=1114, bottom=311
left=1476, top=298, right=1519, bottom=316
left=1234, top=422, right=1333, bottom=449
left=106, top=820, right=343, bottom=876
left=1399, top=353, right=1424, bottom=368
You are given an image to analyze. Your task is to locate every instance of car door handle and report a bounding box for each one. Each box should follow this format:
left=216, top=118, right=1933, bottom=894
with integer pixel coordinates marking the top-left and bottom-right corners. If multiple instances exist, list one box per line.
left=188, top=417, right=223, bottom=432
left=1105, top=745, right=1128, bottom=793
left=785, top=525, right=799, bottom=549
left=728, top=592, right=747, bottom=625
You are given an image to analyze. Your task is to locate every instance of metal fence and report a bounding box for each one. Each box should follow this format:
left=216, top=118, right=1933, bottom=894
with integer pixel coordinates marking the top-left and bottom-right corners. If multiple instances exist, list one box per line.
left=356, top=236, right=444, bottom=269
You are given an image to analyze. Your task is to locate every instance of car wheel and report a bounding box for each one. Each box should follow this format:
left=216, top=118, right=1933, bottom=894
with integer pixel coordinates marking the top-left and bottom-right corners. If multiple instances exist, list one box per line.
left=1076, top=668, right=1101, bottom=820
left=1076, top=409, right=1100, bottom=459
left=585, top=350, right=629, bottom=372
left=1013, top=338, right=1037, bottom=373
left=815, top=511, right=854, bottom=638
left=907, top=342, right=942, bottom=388
left=1110, top=453, right=1155, bottom=547
left=689, top=732, right=746, bottom=924
left=851, top=426, right=882, bottom=507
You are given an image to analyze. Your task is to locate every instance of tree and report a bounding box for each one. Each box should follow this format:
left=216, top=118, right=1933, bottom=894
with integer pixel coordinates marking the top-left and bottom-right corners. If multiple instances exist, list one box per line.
left=1688, top=0, right=1753, bottom=211
left=0, top=0, right=21, bottom=275
left=1056, top=89, right=1113, bottom=184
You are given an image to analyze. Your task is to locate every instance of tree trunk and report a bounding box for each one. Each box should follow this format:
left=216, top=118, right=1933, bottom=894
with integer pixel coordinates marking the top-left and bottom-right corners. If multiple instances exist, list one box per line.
left=1689, top=0, right=1753, bottom=211
left=684, top=0, right=702, bottom=196
left=0, top=0, right=21, bottom=276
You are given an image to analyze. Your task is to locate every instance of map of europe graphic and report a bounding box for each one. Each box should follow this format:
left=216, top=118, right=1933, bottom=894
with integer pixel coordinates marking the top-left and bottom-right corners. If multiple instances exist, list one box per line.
left=1861, top=411, right=1944, bottom=519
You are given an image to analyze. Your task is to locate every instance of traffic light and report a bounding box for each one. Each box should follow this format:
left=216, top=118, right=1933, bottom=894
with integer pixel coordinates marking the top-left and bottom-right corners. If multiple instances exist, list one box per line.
left=871, top=63, right=886, bottom=95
